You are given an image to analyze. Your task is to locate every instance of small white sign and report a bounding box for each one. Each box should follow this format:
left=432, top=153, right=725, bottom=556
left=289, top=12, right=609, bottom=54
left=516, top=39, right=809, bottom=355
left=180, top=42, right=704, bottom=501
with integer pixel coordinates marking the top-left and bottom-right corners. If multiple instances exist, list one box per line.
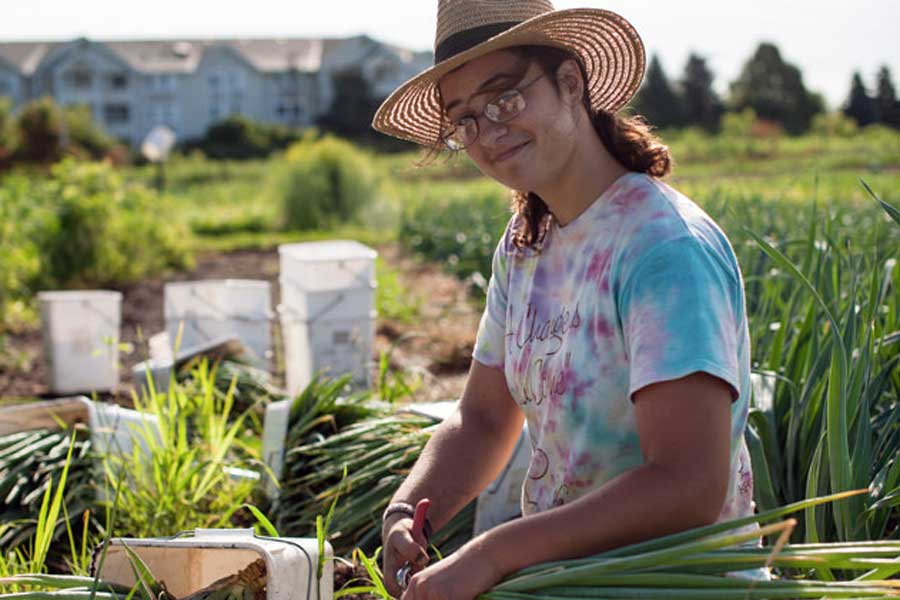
left=141, top=125, right=176, bottom=162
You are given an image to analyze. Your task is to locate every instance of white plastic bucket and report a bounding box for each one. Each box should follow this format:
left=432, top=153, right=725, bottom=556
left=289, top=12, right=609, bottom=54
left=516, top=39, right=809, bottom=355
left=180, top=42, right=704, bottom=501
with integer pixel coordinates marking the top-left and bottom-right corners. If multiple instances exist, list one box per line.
left=278, top=240, right=376, bottom=291
left=261, top=398, right=291, bottom=499
left=279, top=282, right=375, bottom=320
left=94, top=529, right=332, bottom=600
left=38, top=290, right=122, bottom=394
left=473, top=423, right=531, bottom=534
left=164, top=280, right=272, bottom=367
left=278, top=305, right=374, bottom=396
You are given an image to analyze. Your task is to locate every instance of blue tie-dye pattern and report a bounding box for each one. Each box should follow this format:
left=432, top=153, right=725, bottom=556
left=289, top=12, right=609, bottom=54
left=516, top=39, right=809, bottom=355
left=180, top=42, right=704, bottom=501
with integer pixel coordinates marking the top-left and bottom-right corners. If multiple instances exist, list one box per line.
left=473, top=172, right=757, bottom=530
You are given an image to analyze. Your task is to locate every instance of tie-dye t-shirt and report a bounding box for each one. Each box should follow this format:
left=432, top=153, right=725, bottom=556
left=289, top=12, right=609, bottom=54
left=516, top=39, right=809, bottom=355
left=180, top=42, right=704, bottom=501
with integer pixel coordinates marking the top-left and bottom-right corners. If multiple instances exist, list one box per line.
left=473, top=172, right=755, bottom=524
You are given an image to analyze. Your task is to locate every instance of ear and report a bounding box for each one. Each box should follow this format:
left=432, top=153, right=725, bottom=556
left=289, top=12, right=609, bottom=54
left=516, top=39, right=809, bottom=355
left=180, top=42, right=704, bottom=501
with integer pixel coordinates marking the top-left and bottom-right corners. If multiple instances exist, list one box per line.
left=555, top=59, right=585, bottom=105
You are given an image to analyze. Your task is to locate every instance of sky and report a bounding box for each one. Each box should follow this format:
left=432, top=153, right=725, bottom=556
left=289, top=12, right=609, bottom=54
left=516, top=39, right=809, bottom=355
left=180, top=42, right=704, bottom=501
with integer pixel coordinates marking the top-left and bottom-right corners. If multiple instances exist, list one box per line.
left=3, top=0, right=898, bottom=110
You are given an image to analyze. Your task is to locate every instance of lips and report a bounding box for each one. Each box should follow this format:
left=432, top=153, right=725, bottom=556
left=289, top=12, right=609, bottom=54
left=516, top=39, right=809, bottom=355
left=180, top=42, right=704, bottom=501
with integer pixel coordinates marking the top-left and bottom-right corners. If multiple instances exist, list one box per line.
left=491, top=140, right=530, bottom=163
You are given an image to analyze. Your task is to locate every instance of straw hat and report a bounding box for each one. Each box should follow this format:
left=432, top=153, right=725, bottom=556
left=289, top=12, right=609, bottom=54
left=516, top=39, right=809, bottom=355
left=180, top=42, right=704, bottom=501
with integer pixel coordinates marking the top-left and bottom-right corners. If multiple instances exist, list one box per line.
left=372, top=0, right=645, bottom=147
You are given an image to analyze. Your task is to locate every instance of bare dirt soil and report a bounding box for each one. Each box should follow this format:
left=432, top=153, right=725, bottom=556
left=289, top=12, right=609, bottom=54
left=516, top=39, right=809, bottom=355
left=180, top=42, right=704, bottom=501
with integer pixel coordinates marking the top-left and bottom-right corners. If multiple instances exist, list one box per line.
left=0, top=244, right=479, bottom=403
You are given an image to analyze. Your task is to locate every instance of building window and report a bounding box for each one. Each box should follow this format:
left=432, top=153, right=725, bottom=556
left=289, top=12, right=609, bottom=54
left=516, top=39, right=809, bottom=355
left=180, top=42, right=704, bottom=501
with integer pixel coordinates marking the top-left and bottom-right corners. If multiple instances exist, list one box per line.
left=104, top=104, right=130, bottom=124
left=107, top=72, right=129, bottom=90
left=209, top=104, right=221, bottom=122
left=207, top=73, right=221, bottom=90
left=66, top=68, right=93, bottom=89
left=0, top=78, right=11, bottom=95
left=151, top=104, right=179, bottom=126
left=149, top=74, right=177, bottom=94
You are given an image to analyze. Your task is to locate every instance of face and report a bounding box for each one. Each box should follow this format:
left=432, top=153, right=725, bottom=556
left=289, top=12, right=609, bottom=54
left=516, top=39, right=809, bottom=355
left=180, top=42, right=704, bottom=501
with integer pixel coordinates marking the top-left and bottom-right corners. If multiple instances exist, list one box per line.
left=438, top=49, right=582, bottom=192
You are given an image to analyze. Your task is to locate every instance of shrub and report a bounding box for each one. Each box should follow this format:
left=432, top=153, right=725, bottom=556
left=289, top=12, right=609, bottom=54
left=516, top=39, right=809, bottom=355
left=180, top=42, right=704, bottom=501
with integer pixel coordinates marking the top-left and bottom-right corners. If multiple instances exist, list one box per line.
left=182, top=115, right=302, bottom=160
left=0, top=175, right=56, bottom=330
left=0, top=160, right=193, bottom=332
left=11, top=98, right=123, bottom=165
left=0, top=98, right=14, bottom=166
left=398, top=181, right=509, bottom=283
left=61, top=103, right=119, bottom=160
left=278, top=136, right=376, bottom=230
left=15, top=97, right=63, bottom=163
left=39, top=160, right=192, bottom=287
left=811, top=111, right=860, bottom=137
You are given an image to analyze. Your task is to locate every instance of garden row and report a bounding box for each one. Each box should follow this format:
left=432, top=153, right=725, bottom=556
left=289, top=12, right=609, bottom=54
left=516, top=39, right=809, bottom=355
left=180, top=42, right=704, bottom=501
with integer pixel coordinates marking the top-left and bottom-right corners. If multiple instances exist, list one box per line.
left=395, top=171, right=900, bottom=547
left=0, top=136, right=381, bottom=335
left=1, top=352, right=898, bottom=599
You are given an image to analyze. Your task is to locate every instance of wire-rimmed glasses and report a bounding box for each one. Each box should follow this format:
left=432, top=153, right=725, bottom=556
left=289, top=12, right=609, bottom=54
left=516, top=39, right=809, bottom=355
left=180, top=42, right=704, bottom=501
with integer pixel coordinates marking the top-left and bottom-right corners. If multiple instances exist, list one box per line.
left=441, top=72, right=546, bottom=151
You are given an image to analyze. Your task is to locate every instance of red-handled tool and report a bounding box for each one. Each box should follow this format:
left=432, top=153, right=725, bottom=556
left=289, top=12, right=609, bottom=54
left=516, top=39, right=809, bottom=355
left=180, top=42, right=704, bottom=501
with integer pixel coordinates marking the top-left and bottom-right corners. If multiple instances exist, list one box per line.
left=397, top=498, right=431, bottom=590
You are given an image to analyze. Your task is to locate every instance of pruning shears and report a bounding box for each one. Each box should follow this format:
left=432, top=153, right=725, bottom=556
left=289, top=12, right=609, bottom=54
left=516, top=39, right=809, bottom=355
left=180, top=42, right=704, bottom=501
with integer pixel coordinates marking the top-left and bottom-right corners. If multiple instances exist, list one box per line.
left=397, top=498, right=431, bottom=590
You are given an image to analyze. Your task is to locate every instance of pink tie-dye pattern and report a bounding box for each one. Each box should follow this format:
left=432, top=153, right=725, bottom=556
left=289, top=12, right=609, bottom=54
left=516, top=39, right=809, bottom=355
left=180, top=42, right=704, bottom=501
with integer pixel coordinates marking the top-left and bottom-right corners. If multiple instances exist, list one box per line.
left=472, top=173, right=754, bottom=525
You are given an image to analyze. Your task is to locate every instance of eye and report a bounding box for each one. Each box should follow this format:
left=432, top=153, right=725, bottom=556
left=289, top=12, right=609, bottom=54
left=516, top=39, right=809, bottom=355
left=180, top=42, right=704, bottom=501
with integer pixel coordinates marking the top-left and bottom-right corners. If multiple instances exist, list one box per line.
left=455, top=115, right=477, bottom=129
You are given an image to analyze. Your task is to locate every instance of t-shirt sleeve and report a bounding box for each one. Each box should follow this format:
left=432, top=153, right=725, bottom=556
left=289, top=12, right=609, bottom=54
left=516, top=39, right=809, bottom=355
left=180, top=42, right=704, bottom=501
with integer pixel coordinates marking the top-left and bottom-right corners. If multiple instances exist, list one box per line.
left=617, top=235, right=741, bottom=402
left=472, top=234, right=510, bottom=371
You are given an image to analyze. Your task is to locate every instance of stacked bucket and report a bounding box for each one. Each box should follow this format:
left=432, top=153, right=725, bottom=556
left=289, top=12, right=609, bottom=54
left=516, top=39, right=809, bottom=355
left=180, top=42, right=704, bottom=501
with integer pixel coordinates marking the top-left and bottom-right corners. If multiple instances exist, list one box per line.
left=38, top=291, right=123, bottom=394
left=37, top=241, right=376, bottom=397
left=277, top=241, right=377, bottom=396
left=164, top=279, right=273, bottom=368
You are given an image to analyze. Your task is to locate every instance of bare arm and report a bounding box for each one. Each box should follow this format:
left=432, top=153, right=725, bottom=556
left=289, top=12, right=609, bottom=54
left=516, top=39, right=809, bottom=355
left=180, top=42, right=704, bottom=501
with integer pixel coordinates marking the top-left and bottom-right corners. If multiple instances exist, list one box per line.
left=389, top=360, right=523, bottom=529
left=401, top=371, right=733, bottom=599
left=383, top=360, right=524, bottom=593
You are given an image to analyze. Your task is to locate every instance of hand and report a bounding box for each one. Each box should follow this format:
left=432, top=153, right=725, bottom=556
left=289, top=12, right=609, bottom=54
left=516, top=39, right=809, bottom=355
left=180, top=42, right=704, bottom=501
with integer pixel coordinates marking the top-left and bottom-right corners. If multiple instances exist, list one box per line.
left=400, top=539, right=504, bottom=600
left=382, top=514, right=429, bottom=597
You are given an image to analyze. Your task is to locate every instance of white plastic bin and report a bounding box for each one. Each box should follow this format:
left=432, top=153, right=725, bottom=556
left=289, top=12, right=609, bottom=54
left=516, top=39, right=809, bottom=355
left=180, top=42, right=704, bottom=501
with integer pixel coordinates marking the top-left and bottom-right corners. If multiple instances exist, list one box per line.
left=278, top=240, right=376, bottom=291
left=164, top=280, right=272, bottom=367
left=261, top=398, right=292, bottom=499
left=0, top=397, right=161, bottom=501
left=38, top=290, right=122, bottom=394
left=0, top=396, right=91, bottom=436
left=279, top=285, right=375, bottom=321
left=400, top=400, right=531, bottom=536
left=473, top=424, right=531, bottom=535
left=278, top=305, right=374, bottom=396
left=94, top=529, right=332, bottom=600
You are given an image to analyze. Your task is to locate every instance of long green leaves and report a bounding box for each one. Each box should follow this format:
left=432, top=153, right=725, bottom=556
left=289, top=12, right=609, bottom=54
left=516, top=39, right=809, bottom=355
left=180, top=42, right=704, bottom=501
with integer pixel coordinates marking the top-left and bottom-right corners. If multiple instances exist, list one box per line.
left=740, top=178, right=899, bottom=543
left=102, top=360, right=261, bottom=537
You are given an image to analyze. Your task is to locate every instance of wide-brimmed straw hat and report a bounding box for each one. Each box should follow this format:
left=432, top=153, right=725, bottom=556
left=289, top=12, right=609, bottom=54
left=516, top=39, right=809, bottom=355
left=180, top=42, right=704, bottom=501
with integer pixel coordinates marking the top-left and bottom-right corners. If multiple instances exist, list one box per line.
left=372, top=0, right=645, bottom=147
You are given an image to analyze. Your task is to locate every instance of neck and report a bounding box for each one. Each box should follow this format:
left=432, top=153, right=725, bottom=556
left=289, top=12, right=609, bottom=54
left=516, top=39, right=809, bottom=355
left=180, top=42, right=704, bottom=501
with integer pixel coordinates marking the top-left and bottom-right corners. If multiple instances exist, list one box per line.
left=534, top=116, right=628, bottom=227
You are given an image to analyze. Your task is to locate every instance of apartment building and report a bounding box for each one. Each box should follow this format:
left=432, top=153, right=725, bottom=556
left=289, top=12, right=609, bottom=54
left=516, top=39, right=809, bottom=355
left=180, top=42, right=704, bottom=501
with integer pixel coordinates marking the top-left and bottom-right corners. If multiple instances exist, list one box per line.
left=0, top=36, right=431, bottom=145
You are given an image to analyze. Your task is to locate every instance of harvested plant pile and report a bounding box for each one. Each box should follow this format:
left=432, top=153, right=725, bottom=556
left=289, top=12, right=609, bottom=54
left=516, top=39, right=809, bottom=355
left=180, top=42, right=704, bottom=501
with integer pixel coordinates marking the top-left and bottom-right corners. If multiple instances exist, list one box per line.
left=0, top=427, right=95, bottom=550
left=475, top=494, right=900, bottom=600
left=0, top=558, right=268, bottom=600
left=276, top=377, right=475, bottom=555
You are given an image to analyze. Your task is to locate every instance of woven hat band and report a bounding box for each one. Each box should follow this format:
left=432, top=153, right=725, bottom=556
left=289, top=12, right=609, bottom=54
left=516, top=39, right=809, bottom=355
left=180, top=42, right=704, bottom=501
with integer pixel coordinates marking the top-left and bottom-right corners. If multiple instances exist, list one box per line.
left=434, top=21, right=520, bottom=63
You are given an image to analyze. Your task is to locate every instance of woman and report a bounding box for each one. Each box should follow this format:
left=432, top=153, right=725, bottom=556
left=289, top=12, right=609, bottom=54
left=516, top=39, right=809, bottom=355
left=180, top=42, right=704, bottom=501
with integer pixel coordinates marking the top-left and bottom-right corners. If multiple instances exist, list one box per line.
left=373, top=2, right=758, bottom=599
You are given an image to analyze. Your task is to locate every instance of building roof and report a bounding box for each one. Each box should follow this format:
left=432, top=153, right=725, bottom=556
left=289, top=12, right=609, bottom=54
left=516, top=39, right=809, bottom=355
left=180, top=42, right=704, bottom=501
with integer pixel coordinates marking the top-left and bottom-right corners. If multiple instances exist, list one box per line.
left=0, top=42, right=63, bottom=75
left=0, top=36, right=432, bottom=76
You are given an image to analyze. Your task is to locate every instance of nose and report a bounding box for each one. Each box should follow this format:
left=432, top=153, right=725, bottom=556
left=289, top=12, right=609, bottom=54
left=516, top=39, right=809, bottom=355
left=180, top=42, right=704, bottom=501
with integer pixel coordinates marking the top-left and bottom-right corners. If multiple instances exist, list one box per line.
left=477, top=117, right=509, bottom=150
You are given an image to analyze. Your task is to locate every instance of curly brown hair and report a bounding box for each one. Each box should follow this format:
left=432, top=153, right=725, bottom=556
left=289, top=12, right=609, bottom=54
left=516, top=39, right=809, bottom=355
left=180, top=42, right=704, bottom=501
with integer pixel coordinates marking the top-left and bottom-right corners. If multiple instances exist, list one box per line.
left=505, top=45, right=673, bottom=249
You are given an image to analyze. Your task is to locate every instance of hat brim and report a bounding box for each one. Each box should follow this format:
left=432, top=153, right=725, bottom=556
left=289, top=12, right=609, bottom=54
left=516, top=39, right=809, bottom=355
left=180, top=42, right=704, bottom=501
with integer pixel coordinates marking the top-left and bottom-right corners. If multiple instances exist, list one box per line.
left=372, top=8, right=645, bottom=147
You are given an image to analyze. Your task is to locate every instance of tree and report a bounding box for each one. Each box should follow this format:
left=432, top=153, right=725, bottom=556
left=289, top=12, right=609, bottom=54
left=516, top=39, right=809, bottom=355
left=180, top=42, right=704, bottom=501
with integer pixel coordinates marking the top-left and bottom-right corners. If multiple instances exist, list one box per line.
left=729, top=42, right=823, bottom=134
left=679, top=53, right=723, bottom=132
left=0, top=97, right=14, bottom=166
left=631, top=54, right=685, bottom=129
left=318, top=68, right=383, bottom=140
left=15, top=96, right=63, bottom=163
left=843, top=72, right=878, bottom=127
left=875, top=65, right=900, bottom=129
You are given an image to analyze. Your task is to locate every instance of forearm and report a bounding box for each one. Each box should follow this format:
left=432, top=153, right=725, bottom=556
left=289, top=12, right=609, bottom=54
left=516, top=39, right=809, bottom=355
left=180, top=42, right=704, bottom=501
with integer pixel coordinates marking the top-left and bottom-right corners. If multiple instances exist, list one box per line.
left=390, top=404, right=523, bottom=532
left=480, top=460, right=726, bottom=578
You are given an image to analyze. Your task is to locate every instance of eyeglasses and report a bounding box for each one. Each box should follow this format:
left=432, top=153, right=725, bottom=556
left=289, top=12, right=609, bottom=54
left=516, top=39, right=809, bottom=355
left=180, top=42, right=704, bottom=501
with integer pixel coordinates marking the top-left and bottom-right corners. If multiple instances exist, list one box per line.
left=441, top=72, right=546, bottom=152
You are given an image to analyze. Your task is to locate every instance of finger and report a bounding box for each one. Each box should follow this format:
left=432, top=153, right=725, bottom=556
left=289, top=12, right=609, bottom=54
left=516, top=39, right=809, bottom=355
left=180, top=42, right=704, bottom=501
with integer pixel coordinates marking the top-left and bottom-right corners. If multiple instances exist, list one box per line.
left=385, top=574, right=403, bottom=598
left=388, top=526, right=428, bottom=563
left=401, top=573, right=418, bottom=600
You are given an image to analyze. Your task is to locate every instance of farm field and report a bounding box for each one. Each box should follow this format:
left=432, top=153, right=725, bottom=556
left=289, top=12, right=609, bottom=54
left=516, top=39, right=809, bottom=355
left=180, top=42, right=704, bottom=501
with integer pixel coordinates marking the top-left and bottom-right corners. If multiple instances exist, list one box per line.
left=0, top=126, right=899, bottom=598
